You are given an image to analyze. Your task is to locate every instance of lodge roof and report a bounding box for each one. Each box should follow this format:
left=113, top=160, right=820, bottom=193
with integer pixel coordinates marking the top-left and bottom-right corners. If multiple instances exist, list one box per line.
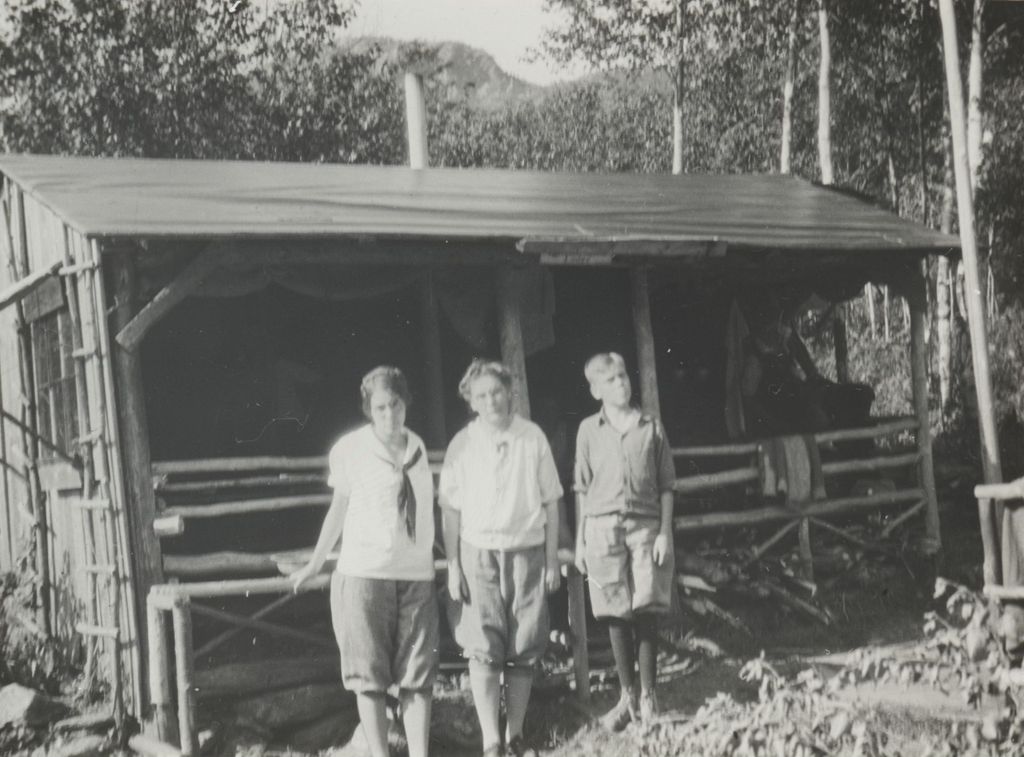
left=0, top=154, right=958, bottom=257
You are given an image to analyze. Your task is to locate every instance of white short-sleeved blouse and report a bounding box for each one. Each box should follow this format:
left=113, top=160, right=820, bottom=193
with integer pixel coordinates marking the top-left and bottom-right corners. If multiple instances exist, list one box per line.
left=328, top=425, right=435, bottom=581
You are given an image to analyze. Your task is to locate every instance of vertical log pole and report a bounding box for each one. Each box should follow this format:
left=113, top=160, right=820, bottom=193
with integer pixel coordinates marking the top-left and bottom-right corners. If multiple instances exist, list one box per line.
left=496, top=267, right=531, bottom=420
left=109, top=251, right=163, bottom=710
left=171, top=599, right=197, bottom=757
left=630, top=268, right=661, bottom=418
left=403, top=71, right=445, bottom=448
left=418, top=273, right=446, bottom=449
left=938, top=0, right=1003, bottom=584
left=404, top=73, right=429, bottom=171
left=909, top=276, right=941, bottom=554
left=11, top=188, right=50, bottom=635
left=146, top=595, right=176, bottom=744
left=566, top=564, right=589, bottom=701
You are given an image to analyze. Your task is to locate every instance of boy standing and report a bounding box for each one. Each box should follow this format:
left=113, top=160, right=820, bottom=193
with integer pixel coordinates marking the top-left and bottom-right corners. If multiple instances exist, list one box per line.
left=440, top=360, right=563, bottom=757
left=574, top=353, right=676, bottom=730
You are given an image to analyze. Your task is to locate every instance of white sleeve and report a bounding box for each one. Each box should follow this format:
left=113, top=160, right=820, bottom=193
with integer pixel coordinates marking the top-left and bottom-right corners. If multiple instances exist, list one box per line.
left=326, top=439, right=352, bottom=496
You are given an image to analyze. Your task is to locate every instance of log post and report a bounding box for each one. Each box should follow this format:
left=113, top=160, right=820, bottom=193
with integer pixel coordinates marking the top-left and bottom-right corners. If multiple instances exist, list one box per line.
left=908, top=275, right=941, bottom=554
left=146, top=594, right=176, bottom=743
left=496, top=267, right=531, bottom=419
left=404, top=72, right=429, bottom=171
left=109, top=251, right=164, bottom=705
left=566, top=566, right=589, bottom=701
left=171, top=599, right=197, bottom=757
left=630, top=267, right=661, bottom=418
left=10, top=188, right=50, bottom=635
left=938, top=0, right=1003, bottom=585
left=418, top=272, right=446, bottom=448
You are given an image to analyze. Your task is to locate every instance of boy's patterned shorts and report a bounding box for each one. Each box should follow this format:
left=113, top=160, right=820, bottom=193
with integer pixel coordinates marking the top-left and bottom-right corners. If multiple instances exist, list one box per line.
left=583, top=512, right=674, bottom=619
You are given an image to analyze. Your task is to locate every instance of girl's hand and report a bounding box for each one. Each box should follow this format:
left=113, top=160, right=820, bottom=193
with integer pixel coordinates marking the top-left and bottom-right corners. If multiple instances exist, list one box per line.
left=545, top=557, right=562, bottom=594
left=652, top=534, right=673, bottom=567
left=448, top=561, right=469, bottom=603
left=291, top=563, right=316, bottom=593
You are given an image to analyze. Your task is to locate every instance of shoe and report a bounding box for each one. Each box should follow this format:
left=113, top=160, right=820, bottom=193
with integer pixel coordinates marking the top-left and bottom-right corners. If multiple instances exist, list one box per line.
left=639, top=688, right=660, bottom=725
left=482, top=743, right=502, bottom=757
left=507, top=734, right=538, bottom=757
left=601, top=687, right=638, bottom=732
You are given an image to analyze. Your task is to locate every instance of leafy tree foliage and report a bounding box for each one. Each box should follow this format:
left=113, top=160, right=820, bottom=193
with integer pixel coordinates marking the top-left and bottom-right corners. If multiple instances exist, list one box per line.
left=0, top=0, right=405, bottom=163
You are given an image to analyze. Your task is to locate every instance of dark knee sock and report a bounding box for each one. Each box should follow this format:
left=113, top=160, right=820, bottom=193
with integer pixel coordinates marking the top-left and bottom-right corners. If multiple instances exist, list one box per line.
left=607, top=619, right=636, bottom=693
left=635, top=614, right=660, bottom=692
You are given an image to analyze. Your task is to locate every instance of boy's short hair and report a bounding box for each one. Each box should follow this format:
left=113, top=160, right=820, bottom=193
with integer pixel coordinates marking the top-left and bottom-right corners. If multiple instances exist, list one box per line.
left=458, top=358, right=513, bottom=403
left=584, top=353, right=627, bottom=386
left=360, top=365, right=412, bottom=419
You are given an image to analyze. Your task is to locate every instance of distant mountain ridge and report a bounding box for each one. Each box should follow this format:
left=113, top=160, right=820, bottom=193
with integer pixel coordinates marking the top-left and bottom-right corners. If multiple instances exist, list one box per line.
left=341, top=36, right=547, bottom=108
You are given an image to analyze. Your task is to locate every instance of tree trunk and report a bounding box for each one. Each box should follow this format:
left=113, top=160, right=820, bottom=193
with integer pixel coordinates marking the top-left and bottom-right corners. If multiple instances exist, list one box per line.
left=884, top=286, right=891, bottom=341
left=780, top=0, right=801, bottom=174
left=672, top=0, right=685, bottom=175
left=938, top=0, right=1003, bottom=586
left=967, top=0, right=985, bottom=192
left=864, top=284, right=876, bottom=338
left=817, top=0, right=833, bottom=185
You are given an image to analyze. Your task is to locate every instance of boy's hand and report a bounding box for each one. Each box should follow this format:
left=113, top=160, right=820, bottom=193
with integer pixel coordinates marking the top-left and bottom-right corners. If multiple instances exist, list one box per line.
left=573, top=548, right=587, bottom=576
left=652, top=534, right=673, bottom=567
left=545, top=557, right=562, bottom=594
left=447, top=560, right=469, bottom=603
left=291, top=563, right=316, bottom=593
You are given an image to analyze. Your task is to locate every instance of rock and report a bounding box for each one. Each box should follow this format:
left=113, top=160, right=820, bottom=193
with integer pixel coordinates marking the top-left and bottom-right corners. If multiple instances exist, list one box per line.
left=283, top=709, right=360, bottom=753
left=51, top=734, right=107, bottom=757
left=232, top=682, right=354, bottom=729
left=0, top=684, right=71, bottom=728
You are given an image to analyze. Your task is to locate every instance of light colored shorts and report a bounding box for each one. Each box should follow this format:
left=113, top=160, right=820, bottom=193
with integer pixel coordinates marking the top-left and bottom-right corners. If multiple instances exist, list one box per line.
left=330, top=573, right=439, bottom=693
left=583, top=513, right=674, bottom=620
left=448, top=542, right=549, bottom=669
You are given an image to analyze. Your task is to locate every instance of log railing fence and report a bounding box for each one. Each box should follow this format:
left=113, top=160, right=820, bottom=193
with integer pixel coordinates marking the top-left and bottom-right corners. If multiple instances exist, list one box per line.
left=147, top=416, right=934, bottom=755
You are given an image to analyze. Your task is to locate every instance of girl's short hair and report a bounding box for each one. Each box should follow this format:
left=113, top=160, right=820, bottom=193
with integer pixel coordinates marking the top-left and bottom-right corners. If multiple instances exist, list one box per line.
left=583, top=352, right=627, bottom=387
left=360, top=365, right=412, bottom=418
left=458, top=358, right=513, bottom=403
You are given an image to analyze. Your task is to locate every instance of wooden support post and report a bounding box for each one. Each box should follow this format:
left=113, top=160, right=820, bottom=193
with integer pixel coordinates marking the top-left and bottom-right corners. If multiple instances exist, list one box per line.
left=938, top=0, right=1003, bottom=586
left=566, top=566, right=589, bottom=701
left=496, top=267, right=531, bottom=419
left=908, top=276, right=941, bottom=554
left=146, top=595, right=176, bottom=743
left=109, top=251, right=164, bottom=708
left=171, top=600, right=197, bottom=757
left=418, top=272, right=446, bottom=448
left=630, top=267, right=661, bottom=418
left=833, top=302, right=849, bottom=384
left=404, top=72, right=429, bottom=170
left=116, top=253, right=222, bottom=350
left=10, top=188, right=49, bottom=636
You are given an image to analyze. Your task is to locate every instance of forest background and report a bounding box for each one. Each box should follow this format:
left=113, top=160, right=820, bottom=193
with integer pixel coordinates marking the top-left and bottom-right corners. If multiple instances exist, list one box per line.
left=2, top=0, right=1022, bottom=474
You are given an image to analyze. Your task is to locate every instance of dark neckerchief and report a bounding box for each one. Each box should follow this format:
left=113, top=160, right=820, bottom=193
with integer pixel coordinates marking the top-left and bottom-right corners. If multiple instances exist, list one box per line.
left=377, top=443, right=422, bottom=540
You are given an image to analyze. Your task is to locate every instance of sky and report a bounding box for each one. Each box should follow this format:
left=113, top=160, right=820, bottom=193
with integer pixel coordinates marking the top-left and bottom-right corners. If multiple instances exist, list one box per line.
left=342, top=0, right=587, bottom=85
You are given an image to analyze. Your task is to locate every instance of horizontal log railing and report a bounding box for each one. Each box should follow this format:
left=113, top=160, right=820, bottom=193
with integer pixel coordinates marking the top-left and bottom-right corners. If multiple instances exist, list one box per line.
left=147, top=547, right=586, bottom=757
left=671, top=416, right=922, bottom=498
